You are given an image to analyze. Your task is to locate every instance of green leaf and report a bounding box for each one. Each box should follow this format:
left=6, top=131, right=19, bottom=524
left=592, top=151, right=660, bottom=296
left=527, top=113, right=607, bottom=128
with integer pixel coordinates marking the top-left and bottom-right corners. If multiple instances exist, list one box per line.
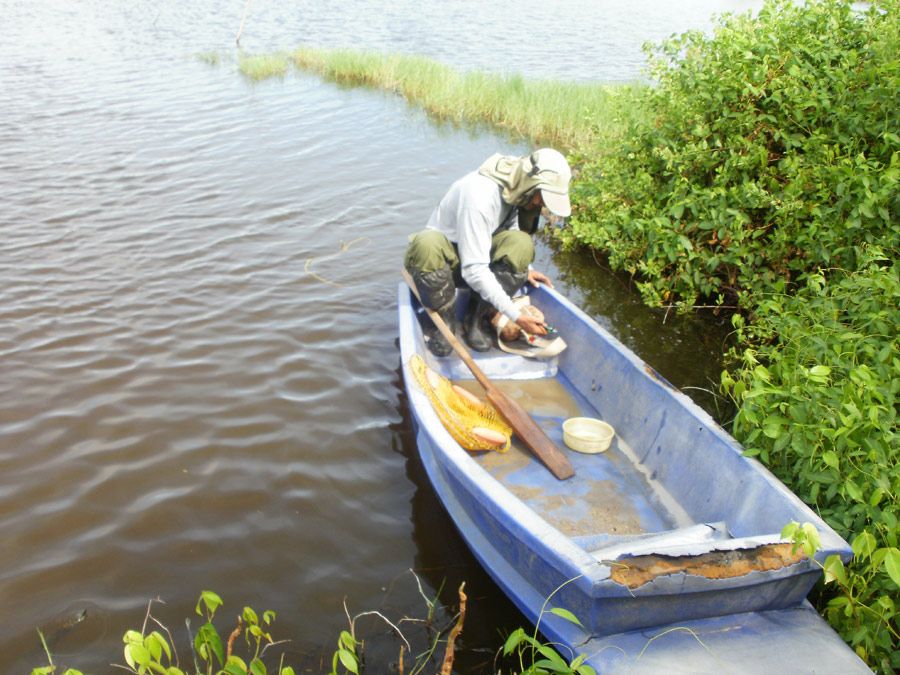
left=249, top=658, right=267, bottom=675
left=823, top=555, right=847, bottom=586
left=338, top=648, right=359, bottom=674
left=226, top=656, right=248, bottom=670
left=883, top=548, right=900, bottom=588
left=197, top=590, right=224, bottom=617
left=242, top=607, right=259, bottom=625
left=196, top=621, right=224, bottom=666
left=338, top=630, right=357, bottom=650
left=537, top=645, right=568, bottom=668
left=781, top=521, right=799, bottom=541
left=124, top=629, right=144, bottom=645
left=223, top=666, right=246, bottom=675
left=844, top=480, right=863, bottom=503
left=503, top=628, right=527, bottom=655
left=149, top=631, right=171, bottom=661
left=800, top=522, right=821, bottom=556
left=145, top=633, right=163, bottom=662
left=549, top=607, right=584, bottom=627
left=851, top=532, right=878, bottom=561
left=125, top=643, right=152, bottom=669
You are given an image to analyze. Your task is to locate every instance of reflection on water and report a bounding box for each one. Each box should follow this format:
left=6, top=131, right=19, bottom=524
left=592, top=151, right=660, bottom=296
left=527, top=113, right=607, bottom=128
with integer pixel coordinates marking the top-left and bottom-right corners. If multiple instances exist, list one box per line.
left=1, top=0, right=759, bottom=671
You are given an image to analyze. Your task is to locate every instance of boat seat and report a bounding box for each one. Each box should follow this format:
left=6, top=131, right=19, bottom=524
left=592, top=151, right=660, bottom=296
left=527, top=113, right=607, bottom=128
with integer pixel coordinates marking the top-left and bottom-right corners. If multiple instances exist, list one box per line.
left=421, top=343, right=559, bottom=381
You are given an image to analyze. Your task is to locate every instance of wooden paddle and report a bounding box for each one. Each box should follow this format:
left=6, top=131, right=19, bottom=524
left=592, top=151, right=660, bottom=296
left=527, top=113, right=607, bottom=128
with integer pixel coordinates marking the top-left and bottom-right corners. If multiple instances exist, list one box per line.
left=403, top=269, right=575, bottom=480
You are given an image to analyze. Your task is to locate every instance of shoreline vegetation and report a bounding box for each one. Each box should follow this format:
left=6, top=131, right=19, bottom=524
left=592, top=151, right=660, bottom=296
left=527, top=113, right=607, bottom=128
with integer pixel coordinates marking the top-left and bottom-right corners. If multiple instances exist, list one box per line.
left=235, top=47, right=641, bottom=151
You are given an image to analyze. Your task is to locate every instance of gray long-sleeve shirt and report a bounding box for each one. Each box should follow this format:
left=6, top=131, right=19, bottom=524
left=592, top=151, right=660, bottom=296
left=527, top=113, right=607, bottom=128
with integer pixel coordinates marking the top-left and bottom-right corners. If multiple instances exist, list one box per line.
left=425, top=171, right=523, bottom=323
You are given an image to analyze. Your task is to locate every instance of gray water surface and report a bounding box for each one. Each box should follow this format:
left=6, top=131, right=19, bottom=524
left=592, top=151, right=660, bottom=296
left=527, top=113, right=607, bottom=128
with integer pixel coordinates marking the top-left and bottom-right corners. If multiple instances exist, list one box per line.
left=1, top=1, right=760, bottom=671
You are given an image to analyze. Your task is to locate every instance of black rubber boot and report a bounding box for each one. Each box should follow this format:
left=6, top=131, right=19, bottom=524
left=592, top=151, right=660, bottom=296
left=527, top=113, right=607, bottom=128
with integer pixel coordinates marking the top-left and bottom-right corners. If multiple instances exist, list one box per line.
left=464, top=264, right=528, bottom=352
left=463, top=294, right=494, bottom=352
left=410, top=267, right=457, bottom=357
left=493, top=264, right=528, bottom=298
left=428, top=300, right=457, bottom=357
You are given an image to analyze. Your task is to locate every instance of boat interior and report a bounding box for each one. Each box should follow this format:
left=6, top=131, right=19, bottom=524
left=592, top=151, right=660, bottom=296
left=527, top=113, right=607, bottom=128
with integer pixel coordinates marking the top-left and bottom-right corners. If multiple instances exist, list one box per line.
left=408, top=286, right=820, bottom=564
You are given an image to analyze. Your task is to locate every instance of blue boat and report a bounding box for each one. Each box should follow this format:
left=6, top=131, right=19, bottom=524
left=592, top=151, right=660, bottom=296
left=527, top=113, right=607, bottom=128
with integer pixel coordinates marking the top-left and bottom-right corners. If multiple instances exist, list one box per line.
left=398, top=280, right=870, bottom=674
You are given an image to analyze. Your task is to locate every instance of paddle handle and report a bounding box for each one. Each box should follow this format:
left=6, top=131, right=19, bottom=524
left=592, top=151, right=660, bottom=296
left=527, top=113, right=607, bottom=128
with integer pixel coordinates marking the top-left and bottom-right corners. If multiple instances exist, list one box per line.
left=402, top=269, right=575, bottom=480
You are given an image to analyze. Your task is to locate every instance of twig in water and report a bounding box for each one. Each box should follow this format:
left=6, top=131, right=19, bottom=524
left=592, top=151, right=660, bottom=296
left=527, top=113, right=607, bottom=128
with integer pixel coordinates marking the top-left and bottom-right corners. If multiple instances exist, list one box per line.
left=236, top=0, right=252, bottom=45
left=410, top=568, right=435, bottom=614
left=185, top=618, right=201, bottom=675
left=305, top=236, right=371, bottom=287
left=140, top=597, right=164, bottom=636
left=260, top=639, right=292, bottom=658
left=356, top=610, right=411, bottom=653
left=226, top=618, right=242, bottom=661
left=439, top=582, right=467, bottom=675
left=343, top=597, right=412, bottom=654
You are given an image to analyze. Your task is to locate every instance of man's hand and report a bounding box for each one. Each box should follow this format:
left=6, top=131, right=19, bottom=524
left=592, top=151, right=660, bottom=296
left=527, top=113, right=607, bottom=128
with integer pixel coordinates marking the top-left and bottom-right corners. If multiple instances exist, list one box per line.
left=527, top=269, right=554, bottom=288
left=516, top=313, right=548, bottom=336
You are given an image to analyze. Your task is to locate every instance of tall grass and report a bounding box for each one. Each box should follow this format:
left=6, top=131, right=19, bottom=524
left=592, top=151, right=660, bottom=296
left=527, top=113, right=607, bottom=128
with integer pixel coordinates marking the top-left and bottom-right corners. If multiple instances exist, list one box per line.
left=238, top=51, right=290, bottom=79
left=238, top=46, right=643, bottom=150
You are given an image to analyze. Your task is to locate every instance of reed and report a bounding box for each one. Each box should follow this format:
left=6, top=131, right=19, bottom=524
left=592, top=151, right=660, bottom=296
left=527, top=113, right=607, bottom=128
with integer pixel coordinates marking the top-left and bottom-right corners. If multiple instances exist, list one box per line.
left=238, top=51, right=291, bottom=79
left=238, top=46, right=644, bottom=149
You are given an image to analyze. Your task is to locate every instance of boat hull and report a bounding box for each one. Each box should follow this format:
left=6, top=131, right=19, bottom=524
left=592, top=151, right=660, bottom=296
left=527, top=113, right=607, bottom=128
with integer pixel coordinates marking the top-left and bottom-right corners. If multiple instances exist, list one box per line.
left=398, top=281, right=867, bottom=673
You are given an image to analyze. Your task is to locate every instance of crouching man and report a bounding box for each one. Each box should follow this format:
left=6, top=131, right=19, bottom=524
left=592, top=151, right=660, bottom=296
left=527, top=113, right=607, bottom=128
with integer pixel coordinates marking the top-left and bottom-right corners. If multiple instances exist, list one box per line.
left=404, top=148, right=572, bottom=356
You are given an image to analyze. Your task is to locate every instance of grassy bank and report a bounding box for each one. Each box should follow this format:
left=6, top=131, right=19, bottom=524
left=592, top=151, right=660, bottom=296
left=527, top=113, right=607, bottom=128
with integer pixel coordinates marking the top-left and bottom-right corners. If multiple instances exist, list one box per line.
left=238, top=47, right=642, bottom=150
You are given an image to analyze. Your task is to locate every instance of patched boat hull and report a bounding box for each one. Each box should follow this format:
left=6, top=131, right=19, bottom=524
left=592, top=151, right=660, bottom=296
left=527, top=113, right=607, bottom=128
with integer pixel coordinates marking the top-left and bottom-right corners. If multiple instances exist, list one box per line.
left=398, top=281, right=868, bottom=673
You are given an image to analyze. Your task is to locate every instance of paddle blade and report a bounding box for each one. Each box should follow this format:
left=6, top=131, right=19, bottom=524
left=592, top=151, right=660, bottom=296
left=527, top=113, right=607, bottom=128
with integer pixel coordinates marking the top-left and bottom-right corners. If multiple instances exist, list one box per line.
left=486, top=387, right=575, bottom=480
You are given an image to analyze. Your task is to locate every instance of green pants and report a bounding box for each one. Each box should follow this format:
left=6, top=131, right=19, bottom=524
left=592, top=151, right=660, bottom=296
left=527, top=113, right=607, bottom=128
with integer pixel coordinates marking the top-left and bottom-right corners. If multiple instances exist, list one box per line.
left=404, top=229, right=534, bottom=281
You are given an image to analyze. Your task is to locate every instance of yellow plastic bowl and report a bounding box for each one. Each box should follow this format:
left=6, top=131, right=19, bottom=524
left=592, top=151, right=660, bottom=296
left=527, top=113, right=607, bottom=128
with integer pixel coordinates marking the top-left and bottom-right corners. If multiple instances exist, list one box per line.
left=562, top=417, right=615, bottom=454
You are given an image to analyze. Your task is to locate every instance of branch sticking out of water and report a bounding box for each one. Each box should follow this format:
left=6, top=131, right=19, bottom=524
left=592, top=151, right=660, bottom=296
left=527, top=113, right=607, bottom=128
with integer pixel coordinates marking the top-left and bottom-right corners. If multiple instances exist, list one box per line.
left=439, top=582, right=466, bottom=675
left=236, top=0, right=251, bottom=45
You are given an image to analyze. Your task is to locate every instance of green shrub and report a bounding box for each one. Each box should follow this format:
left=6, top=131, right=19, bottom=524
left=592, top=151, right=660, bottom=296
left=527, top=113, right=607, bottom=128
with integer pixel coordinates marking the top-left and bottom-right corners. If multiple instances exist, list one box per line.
left=31, top=591, right=293, bottom=675
left=558, top=1, right=900, bottom=670
left=721, top=250, right=900, bottom=671
left=561, top=0, right=900, bottom=311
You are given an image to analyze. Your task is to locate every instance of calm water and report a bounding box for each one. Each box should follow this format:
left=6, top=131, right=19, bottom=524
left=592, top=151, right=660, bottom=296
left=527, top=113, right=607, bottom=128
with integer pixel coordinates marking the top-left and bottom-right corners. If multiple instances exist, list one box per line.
left=1, top=1, right=762, bottom=671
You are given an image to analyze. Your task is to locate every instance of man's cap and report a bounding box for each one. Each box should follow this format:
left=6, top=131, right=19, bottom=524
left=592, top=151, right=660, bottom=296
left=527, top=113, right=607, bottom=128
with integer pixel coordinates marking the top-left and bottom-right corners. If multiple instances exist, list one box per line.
left=530, top=148, right=572, bottom=217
